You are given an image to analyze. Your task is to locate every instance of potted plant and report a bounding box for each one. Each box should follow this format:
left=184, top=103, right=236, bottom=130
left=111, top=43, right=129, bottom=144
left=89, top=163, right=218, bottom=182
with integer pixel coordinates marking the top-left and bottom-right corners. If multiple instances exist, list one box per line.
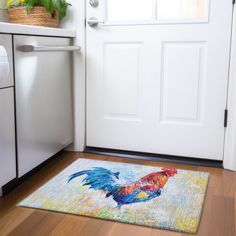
left=6, top=0, right=71, bottom=28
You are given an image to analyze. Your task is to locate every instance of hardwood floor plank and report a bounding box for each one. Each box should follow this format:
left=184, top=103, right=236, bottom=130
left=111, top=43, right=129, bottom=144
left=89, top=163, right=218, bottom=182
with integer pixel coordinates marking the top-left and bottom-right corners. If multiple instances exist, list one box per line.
left=104, top=222, right=152, bottom=236
left=77, top=218, right=104, bottom=236
left=7, top=210, right=49, bottom=236
left=11, top=211, right=66, bottom=236
left=210, top=196, right=235, bottom=236
left=150, top=229, right=181, bottom=236
left=49, top=215, right=89, bottom=236
left=94, top=221, right=117, bottom=236
left=0, top=208, right=34, bottom=235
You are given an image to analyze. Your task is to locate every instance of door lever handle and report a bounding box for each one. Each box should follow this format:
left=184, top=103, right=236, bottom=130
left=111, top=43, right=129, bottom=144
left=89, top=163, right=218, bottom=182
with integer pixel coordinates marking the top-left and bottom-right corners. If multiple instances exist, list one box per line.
left=87, top=17, right=104, bottom=27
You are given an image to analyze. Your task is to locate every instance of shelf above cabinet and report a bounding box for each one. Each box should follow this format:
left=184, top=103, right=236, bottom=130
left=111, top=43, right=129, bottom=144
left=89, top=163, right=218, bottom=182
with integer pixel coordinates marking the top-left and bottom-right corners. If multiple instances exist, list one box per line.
left=0, top=22, right=76, bottom=38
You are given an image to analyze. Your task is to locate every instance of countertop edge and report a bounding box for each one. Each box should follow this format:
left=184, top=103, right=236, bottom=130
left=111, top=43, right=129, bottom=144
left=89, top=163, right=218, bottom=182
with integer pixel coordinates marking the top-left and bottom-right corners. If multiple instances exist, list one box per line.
left=0, top=22, right=77, bottom=38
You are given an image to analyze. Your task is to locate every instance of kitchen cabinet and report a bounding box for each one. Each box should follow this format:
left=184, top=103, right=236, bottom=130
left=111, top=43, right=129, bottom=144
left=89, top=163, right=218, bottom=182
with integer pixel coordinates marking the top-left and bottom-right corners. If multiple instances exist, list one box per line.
left=0, top=34, right=16, bottom=195
left=14, top=35, right=73, bottom=177
left=0, top=30, right=75, bottom=195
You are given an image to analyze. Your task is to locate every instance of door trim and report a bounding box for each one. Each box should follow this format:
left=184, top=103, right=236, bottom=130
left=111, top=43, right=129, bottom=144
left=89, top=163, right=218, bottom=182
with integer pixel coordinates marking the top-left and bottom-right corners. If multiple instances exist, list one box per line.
left=72, top=0, right=86, bottom=152
left=224, top=3, right=236, bottom=171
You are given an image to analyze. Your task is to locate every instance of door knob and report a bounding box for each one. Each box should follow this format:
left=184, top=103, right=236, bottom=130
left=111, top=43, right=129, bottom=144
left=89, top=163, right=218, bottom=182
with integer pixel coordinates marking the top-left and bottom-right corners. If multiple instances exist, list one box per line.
left=87, top=17, right=104, bottom=27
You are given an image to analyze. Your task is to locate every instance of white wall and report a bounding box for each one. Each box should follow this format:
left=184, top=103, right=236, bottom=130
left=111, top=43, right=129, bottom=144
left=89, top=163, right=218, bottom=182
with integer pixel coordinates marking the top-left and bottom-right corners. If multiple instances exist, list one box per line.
left=0, top=0, right=8, bottom=22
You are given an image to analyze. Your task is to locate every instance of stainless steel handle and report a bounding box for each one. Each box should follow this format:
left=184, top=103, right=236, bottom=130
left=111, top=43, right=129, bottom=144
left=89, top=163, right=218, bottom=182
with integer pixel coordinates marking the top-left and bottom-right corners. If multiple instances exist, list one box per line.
left=18, top=45, right=81, bottom=52
left=87, top=17, right=104, bottom=27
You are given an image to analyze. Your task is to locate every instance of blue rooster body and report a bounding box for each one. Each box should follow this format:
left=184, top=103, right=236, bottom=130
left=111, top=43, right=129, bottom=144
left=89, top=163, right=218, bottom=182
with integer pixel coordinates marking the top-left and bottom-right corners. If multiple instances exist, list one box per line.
left=68, top=166, right=177, bottom=208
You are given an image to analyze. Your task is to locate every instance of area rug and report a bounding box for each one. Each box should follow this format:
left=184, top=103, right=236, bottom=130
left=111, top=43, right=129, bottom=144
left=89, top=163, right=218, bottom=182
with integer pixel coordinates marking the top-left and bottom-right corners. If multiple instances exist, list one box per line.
left=18, top=158, right=209, bottom=234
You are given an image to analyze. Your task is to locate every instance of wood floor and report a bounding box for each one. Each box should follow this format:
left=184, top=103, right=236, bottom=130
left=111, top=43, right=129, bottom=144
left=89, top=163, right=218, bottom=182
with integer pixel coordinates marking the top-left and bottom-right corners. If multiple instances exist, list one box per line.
left=0, top=152, right=235, bottom=236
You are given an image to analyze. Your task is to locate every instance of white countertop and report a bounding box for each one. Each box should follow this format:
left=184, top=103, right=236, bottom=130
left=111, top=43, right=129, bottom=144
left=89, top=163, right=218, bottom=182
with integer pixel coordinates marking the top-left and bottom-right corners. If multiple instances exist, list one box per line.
left=0, top=22, right=77, bottom=38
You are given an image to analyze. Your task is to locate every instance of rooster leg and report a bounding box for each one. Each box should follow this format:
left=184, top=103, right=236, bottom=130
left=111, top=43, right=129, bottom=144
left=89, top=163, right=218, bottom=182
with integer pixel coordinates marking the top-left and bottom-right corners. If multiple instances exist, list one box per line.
left=116, top=203, right=122, bottom=209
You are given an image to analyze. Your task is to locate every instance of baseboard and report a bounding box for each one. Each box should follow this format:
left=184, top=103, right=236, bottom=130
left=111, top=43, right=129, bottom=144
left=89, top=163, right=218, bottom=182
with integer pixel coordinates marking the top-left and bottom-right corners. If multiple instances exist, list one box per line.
left=85, top=147, right=223, bottom=168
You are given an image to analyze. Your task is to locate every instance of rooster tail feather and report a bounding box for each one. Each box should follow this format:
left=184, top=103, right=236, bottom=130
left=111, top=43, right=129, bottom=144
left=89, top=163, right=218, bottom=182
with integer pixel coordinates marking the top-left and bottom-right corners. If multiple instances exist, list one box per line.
left=68, top=167, right=119, bottom=194
left=68, top=170, right=90, bottom=183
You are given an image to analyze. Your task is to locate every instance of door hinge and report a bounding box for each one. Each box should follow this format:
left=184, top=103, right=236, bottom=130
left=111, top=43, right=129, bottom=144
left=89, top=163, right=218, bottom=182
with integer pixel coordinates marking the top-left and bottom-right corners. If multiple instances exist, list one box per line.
left=224, top=109, right=228, bottom=128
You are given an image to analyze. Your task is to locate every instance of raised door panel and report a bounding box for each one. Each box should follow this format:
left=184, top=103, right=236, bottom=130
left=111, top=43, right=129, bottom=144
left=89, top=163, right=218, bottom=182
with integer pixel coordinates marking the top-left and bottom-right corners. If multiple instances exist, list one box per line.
left=103, top=42, right=142, bottom=120
left=160, top=42, right=206, bottom=125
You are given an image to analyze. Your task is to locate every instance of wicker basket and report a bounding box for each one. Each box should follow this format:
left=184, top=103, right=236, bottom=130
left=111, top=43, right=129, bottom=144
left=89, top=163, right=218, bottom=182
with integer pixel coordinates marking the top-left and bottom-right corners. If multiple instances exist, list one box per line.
left=8, top=6, right=59, bottom=28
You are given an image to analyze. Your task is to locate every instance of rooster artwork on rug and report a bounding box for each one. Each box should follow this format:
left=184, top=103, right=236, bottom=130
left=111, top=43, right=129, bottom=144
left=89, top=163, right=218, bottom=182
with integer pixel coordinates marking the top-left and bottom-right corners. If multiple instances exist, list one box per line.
left=68, top=167, right=177, bottom=208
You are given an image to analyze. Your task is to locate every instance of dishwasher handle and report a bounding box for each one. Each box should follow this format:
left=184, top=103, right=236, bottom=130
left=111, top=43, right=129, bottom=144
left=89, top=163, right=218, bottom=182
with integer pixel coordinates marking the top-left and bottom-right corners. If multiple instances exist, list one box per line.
left=18, top=45, right=81, bottom=52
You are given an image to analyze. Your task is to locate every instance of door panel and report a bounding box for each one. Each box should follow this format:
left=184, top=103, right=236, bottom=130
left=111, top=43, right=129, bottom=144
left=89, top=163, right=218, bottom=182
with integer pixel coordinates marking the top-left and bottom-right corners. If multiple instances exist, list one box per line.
left=104, top=42, right=142, bottom=118
left=86, top=0, right=232, bottom=160
left=160, top=42, right=206, bottom=123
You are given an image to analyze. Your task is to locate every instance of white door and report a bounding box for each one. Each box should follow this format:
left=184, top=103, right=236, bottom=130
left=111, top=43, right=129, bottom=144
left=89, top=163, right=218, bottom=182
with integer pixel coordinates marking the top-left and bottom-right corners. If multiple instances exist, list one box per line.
left=86, top=0, right=233, bottom=160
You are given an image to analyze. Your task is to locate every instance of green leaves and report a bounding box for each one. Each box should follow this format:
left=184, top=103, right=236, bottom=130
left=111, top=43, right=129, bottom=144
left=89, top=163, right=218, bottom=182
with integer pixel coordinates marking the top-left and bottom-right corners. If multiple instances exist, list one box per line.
left=52, top=0, right=71, bottom=20
left=40, top=0, right=54, bottom=13
left=25, top=0, right=40, bottom=13
left=9, top=0, right=71, bottom=20
left=24, top=0, right=33, bottom=13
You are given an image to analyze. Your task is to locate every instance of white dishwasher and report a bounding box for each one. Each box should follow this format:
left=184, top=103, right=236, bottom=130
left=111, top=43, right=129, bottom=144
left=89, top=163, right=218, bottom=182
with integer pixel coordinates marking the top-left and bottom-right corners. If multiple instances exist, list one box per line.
left=14, top=35, right=74, bottom=177
left=0, top=34, right=16, bottom=195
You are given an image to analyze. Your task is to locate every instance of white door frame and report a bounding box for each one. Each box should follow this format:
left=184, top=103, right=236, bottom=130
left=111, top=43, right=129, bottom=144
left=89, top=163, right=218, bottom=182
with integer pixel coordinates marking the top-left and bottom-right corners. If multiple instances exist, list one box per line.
left=74, top=0, right=236, bottom=171
left=70, top=0, right=86, bottom=152
left=224, top=3, right=236, bottom=171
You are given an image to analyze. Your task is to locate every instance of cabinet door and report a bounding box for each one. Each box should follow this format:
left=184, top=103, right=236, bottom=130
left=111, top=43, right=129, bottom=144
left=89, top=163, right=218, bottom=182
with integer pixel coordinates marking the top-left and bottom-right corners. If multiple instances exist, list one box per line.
left=14, top=35, right=73, bottom=177
left=0, top=34, right=14, bottom=88
left=0, top=88, right=16, bottom=187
